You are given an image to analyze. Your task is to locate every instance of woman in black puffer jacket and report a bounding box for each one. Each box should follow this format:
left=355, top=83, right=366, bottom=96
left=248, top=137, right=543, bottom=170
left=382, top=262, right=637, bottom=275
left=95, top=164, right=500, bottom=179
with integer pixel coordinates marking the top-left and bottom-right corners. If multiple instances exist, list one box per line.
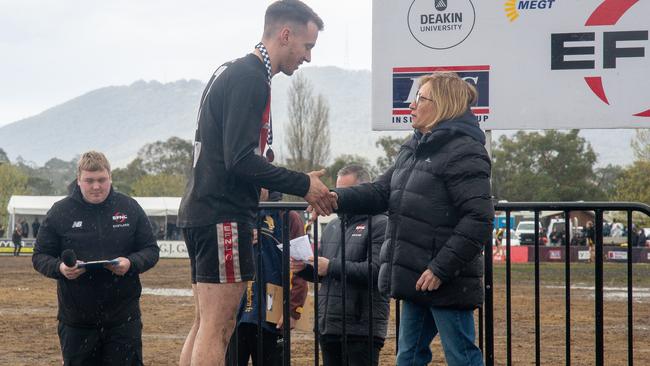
left=332, top=72, right=493, bottom=366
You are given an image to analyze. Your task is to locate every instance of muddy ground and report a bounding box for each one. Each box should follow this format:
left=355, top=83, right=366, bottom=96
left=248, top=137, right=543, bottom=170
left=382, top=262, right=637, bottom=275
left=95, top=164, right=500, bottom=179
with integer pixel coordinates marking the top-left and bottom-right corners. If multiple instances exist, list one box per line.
left=1, top=257, right=649, bottom=365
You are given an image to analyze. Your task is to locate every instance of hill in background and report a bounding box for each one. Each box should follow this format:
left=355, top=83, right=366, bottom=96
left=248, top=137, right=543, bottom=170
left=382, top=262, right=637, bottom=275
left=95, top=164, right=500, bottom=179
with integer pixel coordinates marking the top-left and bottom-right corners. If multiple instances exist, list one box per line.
left=0, top=67, right=635, bottom=168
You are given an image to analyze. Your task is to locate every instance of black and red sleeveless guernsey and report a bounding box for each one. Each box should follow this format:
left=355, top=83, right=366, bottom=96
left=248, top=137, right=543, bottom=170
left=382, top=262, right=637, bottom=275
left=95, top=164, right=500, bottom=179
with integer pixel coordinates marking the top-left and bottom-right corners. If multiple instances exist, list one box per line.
left=178, top=54, right=310, bottom=228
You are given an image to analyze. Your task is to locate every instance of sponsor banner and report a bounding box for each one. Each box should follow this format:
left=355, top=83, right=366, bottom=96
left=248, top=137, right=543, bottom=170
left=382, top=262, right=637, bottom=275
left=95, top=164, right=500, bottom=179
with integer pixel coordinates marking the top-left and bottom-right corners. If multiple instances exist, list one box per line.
left=607, top=250, right=627, bottom=261
left=0, top=240, right=186, bottom=257
left=391, top=65, right=490, bottom=125
left=492, top=245, right=528, bottom=263
left=158, top=240, right=188, bottom=258
left=0, top=239, right=35, bottom=248
left=578, top=250, right=591, bottom=261
left=0, top=246, right=34, bottom=254
left=373, top=0, right=650, bottom=130
left=548, top=249, right=562, bottom=260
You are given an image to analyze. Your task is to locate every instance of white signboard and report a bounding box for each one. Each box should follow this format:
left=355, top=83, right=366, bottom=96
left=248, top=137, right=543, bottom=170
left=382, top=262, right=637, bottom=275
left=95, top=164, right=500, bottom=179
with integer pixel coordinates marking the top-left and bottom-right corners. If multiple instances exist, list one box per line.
left=607, top=250, right=627, bottom=260
left=158, top=241, right=188, bottom=258
left=372, top=0, right=650, bottom=130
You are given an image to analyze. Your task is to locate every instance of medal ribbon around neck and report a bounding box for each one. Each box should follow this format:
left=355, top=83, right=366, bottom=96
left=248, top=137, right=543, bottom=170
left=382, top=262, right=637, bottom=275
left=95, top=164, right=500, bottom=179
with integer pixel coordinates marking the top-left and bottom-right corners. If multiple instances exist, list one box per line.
left=255, top=42, right=274, bottom=162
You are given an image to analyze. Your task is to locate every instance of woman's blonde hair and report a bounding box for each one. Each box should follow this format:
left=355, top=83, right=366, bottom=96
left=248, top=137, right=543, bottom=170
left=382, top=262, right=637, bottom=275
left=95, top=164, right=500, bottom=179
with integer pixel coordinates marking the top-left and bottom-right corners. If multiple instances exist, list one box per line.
left=418, top=72, right=477, bottom=130
left=77, top=151, right=111, bottom=176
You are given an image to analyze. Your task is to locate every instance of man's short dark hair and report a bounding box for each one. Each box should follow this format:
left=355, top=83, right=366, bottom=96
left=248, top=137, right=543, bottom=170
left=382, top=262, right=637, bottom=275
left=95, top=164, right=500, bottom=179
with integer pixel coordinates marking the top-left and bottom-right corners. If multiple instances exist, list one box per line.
left=337, top=165, right=371, bottom=184
left=264, top=0, right=324, bottom=36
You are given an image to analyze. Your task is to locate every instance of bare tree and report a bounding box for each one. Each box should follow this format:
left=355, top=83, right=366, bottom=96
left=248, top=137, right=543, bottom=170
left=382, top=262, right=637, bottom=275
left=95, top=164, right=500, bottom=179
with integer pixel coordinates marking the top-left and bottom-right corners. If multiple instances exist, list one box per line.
left=285, top=74, right=330, bottom=172
left=631, top=129, right=650, bottom=162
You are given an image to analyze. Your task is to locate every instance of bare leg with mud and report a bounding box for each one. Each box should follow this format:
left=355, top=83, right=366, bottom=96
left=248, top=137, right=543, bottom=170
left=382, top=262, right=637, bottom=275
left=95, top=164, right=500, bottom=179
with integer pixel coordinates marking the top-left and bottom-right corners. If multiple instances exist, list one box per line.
left=190, top=282, right=246, bottom=366
left=179, top=284, right=199, bottom=366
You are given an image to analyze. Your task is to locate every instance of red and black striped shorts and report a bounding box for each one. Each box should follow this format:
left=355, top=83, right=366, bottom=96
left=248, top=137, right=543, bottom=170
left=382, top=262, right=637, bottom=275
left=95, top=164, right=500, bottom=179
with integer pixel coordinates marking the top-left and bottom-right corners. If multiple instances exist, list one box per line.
left=182, top=222, right=255, bottom=284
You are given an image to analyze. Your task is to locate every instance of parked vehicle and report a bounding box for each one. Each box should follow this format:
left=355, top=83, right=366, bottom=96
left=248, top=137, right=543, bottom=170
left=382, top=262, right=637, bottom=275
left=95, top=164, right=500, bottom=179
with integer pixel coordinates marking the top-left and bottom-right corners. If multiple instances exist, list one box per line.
left=515, top=221, right=535, bottom=245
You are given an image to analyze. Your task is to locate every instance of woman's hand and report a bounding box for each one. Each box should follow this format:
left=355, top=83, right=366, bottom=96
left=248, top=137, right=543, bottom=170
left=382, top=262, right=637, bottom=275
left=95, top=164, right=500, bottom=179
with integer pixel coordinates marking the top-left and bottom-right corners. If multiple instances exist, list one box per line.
left=416, top=269, right=442, bottom=291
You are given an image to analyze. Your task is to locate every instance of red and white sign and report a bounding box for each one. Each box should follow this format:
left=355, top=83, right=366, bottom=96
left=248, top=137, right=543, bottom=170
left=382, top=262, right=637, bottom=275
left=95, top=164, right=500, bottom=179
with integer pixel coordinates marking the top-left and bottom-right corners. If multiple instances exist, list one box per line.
left=372, top=0, right=650, bottom=130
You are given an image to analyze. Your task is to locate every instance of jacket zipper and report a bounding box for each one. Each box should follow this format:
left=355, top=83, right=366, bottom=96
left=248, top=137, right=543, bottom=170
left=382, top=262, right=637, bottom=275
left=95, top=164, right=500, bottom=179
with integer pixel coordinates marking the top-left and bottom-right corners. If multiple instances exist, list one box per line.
left=96, top=209, right=104, bottom=259
left=387, top=147, right=418, bottom=288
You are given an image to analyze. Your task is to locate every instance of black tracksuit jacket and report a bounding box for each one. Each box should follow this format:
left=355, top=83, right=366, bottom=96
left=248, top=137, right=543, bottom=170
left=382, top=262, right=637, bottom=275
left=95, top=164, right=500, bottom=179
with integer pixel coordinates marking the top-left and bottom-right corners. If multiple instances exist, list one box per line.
left=32, top=186, right=159, bottom=328
left=297, top=214, right=390, bottom=339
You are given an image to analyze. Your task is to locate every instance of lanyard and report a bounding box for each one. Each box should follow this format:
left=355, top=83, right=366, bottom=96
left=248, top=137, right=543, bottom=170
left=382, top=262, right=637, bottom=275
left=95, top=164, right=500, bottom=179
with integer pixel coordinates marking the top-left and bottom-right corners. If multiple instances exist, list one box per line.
left=255, top=42, right=274, bottom=162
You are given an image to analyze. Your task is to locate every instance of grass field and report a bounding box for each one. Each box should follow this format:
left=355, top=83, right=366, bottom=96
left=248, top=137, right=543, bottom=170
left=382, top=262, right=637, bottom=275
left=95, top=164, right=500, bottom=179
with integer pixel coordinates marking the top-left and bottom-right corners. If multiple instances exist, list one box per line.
left=1, top=256, right=649, bottom=365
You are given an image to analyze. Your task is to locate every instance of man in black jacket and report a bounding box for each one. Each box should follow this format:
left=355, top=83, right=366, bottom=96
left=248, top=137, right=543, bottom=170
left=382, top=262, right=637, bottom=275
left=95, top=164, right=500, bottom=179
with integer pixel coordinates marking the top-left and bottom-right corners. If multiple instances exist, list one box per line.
left=291, top=165, right=389, bottom=366
left=32, top=217, right=41, bottom=238
left=177, top=2, right=334, bottom=366
left=33, top=151, right=159, bottom=366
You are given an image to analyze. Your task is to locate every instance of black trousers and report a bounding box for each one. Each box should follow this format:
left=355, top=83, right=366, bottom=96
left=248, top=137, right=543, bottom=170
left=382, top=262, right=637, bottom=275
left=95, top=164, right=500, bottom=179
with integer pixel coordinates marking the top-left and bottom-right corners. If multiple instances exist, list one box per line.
left=320, top=335, right=383, bottom=366
left=58, top=319, right=143, bottom=366
left=226, top=322, right=282, bottom=366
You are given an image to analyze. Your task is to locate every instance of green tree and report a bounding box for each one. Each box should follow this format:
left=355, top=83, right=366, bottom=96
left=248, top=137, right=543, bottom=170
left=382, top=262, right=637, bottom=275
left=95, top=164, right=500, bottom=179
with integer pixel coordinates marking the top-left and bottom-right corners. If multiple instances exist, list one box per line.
left=137, top=137, right=193, bottom=177
left=0, top=164, right=29, bottom=232
left=614, top=160, right=650, bottom=226
left=594, top=164, right=625, bottom=200
left=112, top=158, right=147, bottom=195
left=131, top=174, right=186, bottom=196
left=325, top=154, right=375, bottom=187
left=40, top=157, right=78, bottom=194
left=631, top=129, right=650, bottom=162
left=285, top=74, right=330, bottom=172
left=25, top=176, right=54, bottom=195
left=492, top=130, right=603, bottom=201
left=0, top=148, right=9, bottom=164
left=375, top=135, right=408, bottom=172
left=11, top=157, right=78, bottom=195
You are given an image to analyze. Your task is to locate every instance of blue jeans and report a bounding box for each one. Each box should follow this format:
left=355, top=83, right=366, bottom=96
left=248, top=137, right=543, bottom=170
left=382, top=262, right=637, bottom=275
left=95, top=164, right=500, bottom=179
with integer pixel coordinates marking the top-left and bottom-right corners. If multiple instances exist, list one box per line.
left=396, top=300, right=483, bottom=366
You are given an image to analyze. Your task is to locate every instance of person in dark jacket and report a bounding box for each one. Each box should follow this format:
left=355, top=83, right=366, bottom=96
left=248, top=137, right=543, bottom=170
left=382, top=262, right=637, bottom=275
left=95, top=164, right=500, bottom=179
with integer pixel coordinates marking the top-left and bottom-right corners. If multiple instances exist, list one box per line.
left=638, top=228, right=647, bottom=247
left=20, top=218, right=29, bottom=238
left=177, top=3, right=332, bottom=365
left=12, top=224, right=22, bottom=256
left=32, top=151, right=160, bottom=366
left=226, top=189, right=308, bottom=366
left=328, top=73, right=493, bottom=366
left=292, top=165, right=389, bottom=366
left=32, top=218, right=41, bottom=238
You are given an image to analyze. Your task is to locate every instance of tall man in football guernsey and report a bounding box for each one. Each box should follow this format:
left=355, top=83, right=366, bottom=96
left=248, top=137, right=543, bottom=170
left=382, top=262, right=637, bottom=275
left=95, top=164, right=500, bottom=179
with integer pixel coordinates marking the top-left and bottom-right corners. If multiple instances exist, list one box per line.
left=177, top=1, right=333, bottom=365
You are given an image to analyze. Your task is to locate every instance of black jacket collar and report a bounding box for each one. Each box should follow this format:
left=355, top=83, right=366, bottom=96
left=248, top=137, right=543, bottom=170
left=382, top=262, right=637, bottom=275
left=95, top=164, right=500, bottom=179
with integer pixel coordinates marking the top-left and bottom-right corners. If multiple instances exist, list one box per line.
left=409, top=109, right=486, bottom=154
left=70, top=184, right=116, bottom=208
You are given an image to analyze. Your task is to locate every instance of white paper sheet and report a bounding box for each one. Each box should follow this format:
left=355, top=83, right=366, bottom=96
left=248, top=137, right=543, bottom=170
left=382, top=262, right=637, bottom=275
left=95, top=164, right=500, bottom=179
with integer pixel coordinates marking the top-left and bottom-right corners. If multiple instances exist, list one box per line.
left=277, top=234, right=313, bottom=261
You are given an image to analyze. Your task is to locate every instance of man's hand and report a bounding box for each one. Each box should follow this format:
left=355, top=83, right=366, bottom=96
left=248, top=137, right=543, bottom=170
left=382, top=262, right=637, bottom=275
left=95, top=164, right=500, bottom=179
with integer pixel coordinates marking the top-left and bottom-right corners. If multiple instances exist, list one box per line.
left=105, top=257, right=131, bottom=276
left=59, top=261, right=86, bottom=280
left=304, top=170, right=337, bottom=216
left=416, top=269, right=442, bottom=291
left=306, top=192, right=338, bottom=220
left=276, top=314, right=297, bottom=330
left=308, top=256, right=330, bottom=276
left=289, top=257, right=306, bottom=272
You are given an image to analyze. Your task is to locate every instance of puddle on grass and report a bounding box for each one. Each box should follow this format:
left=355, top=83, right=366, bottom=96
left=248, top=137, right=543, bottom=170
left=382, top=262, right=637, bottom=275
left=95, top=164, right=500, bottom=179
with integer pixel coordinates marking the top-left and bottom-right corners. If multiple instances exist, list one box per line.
left=141, top=288, right=192, bottom=297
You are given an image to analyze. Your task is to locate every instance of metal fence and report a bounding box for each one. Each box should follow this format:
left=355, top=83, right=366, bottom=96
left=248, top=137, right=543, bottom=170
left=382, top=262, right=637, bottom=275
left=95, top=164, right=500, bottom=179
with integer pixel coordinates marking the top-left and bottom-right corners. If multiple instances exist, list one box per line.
left=489, top=202, right=650, bottom=366
left=228, top=201, right=650, bottom=366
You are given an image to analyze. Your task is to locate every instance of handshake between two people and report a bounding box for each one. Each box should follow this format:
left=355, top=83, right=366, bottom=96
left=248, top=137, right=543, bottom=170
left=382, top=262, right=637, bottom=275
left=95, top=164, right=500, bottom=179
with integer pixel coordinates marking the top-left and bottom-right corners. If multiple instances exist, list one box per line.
left=303, top=169, right=338, bottom=217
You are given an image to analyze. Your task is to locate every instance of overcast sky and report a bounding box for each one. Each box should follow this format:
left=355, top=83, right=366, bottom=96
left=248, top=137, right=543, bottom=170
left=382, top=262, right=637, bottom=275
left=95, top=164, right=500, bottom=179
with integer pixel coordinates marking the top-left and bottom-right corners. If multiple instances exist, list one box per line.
left=0, top=0, right=371, bottom=126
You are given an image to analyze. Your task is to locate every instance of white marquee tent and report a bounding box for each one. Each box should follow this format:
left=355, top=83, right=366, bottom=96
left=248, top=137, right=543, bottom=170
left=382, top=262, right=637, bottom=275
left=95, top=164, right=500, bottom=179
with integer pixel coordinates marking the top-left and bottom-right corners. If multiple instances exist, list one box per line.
left=6, top=195, right=181, bottom=236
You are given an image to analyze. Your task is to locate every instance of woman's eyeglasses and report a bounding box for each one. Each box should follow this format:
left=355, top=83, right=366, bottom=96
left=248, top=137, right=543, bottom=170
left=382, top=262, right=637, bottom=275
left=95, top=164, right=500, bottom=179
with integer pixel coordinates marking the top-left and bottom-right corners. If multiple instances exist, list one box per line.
left=415, top=91, right=433, bottom=105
